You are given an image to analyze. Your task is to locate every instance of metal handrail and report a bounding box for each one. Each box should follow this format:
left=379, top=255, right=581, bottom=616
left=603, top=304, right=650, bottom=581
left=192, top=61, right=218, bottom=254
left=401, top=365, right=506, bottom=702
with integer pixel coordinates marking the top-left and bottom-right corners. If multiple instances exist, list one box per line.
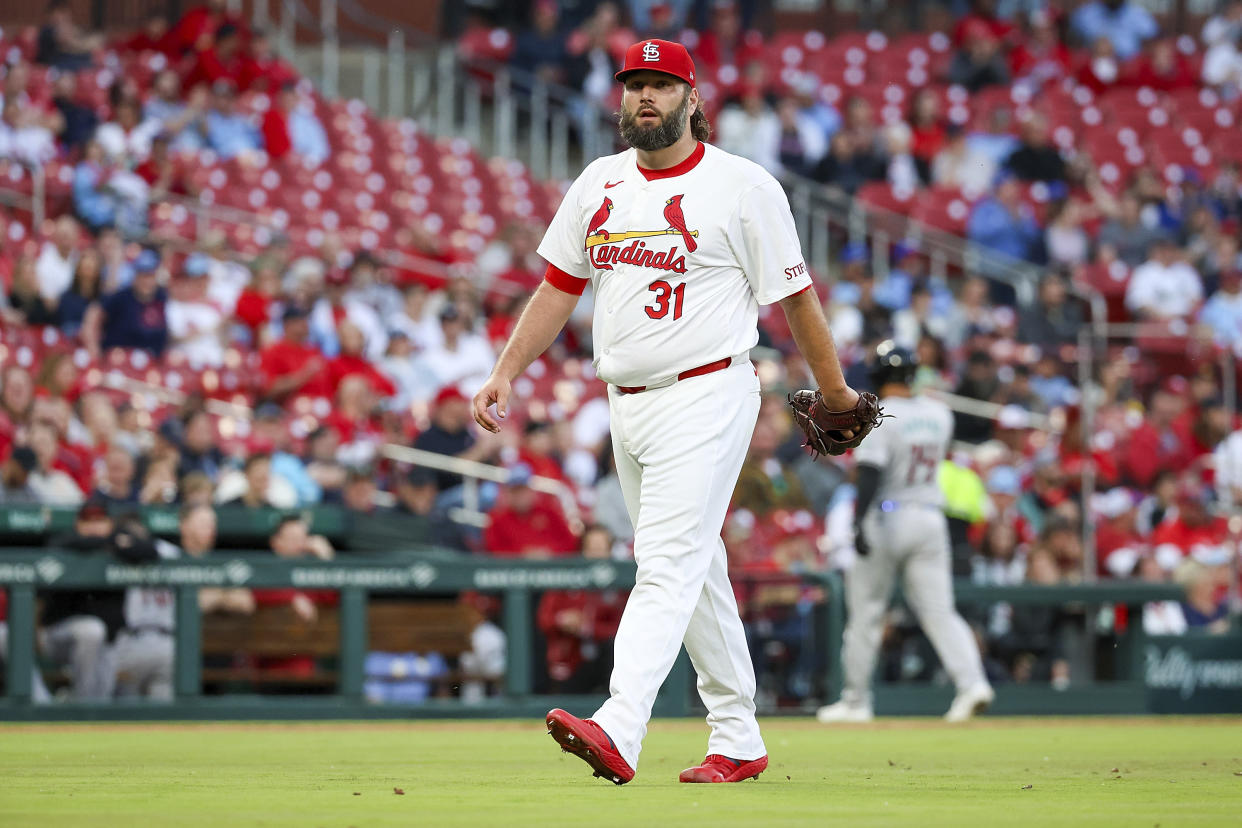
left=381, top=443, right=582, bottom=530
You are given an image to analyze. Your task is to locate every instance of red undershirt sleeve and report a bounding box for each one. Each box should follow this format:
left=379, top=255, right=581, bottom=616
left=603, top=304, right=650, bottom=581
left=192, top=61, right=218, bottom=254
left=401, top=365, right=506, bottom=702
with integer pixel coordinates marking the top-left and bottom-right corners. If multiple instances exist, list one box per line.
left=543, top=263, right=589, bottom=296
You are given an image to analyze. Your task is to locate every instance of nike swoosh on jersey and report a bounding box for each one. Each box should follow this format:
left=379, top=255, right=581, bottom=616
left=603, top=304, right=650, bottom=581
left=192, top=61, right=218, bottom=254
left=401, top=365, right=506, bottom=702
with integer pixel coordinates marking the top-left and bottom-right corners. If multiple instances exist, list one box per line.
left=604, top=180, right=623, bottom=189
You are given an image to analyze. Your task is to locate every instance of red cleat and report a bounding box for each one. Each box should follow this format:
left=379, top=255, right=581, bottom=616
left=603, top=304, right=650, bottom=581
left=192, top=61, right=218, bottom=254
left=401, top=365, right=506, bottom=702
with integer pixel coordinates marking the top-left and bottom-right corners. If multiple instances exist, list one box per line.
left=546, top=708, right=635, bottom=785
left=679, top=754, right=768, bottom=783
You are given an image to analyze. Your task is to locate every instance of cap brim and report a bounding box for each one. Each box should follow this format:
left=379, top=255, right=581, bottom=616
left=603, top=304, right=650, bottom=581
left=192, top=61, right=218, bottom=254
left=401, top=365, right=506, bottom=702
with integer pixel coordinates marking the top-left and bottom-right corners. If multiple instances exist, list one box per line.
left=615, top=68, right=693, bottom=85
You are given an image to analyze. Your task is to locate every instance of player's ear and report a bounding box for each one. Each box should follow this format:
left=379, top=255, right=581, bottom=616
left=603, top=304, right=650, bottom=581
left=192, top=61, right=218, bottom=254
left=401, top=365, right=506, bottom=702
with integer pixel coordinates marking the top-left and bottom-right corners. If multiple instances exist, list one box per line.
left=688, top=85, right=700, bottom=116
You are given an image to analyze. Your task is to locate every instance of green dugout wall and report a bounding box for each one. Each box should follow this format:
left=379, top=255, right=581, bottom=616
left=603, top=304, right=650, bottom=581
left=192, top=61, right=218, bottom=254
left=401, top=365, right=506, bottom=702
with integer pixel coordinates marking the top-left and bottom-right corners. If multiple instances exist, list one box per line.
left=2, top=549, right=1238, bottom=720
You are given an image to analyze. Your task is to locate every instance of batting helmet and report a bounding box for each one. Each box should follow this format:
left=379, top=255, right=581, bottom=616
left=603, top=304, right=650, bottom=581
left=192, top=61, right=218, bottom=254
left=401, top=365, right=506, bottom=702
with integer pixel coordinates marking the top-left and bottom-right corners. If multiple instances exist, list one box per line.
left=869, top=340, right=917, bottom=388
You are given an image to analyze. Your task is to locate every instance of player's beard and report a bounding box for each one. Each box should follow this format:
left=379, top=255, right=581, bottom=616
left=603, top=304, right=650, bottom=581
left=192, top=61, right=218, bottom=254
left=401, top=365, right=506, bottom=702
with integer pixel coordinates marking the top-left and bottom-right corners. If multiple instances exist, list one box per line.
left=618, top=89, right=690, bottom=151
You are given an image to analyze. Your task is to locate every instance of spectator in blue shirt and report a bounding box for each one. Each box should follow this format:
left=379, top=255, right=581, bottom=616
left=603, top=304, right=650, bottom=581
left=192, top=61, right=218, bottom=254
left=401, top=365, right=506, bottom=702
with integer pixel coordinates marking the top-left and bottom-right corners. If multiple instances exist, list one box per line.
left=72, top=139, right=118, bottom=231
left=1029, top=353, right=1077, bottom=410
left=95, top=249, right=168, bottom=355
left=968, top=172, right=1042, bottom=263
left=204, top=80, right=261, bottom=160
left=1071, top=0, right=1158, bottom=61
left=510, top=0, right=569, bottom=89
left=1198, top=268, right=1242, bottom=349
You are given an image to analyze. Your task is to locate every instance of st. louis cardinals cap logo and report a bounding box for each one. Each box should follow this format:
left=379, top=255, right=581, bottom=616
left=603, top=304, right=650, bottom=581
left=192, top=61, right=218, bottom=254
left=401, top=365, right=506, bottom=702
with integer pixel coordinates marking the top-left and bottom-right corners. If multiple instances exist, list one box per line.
left=642, top=41, right=661, bottom=62
left=584, top=194, right=697, bottom=273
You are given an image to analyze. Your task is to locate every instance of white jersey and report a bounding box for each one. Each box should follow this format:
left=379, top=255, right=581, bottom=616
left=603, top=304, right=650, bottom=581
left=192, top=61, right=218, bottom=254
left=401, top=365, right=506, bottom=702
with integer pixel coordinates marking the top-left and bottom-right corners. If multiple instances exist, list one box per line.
left=537, top=142, right=812, bottom=388
left=122, top=539, right=180, bottom=633
left=852, top=395, right=953, bottom=508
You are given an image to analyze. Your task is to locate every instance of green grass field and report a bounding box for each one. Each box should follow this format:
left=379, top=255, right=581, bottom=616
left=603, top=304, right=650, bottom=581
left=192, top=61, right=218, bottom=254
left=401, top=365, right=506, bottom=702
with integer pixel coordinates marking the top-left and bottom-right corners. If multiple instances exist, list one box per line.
left=1, top=718, right=1240, bottom=827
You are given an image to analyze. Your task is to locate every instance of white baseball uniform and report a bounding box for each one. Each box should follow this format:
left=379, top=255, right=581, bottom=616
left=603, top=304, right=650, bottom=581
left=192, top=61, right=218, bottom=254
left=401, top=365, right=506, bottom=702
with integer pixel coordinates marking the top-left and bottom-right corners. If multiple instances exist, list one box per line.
left=842, top=394, right=988, bottom=705
left=537, top=140, right=812, bottom=768
left=113, top=539, right=178, bottom=699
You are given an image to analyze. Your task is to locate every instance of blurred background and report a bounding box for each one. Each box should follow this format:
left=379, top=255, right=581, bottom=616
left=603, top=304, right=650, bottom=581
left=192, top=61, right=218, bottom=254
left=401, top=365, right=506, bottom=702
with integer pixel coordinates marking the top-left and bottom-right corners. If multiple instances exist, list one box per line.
left=0, top=0, right=1239, bottom=717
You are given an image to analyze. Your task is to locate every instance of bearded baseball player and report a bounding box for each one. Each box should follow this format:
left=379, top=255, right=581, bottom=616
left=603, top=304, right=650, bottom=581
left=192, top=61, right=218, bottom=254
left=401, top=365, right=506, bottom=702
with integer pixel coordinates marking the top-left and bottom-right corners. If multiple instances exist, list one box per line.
left=816, top=342, right=994, bottom=725
left=472, top=39, right=879, bottom=784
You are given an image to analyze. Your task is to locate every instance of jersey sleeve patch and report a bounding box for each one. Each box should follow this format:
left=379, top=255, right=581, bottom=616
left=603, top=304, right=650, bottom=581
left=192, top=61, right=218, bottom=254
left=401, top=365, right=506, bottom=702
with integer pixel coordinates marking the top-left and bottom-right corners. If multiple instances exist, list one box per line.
left=543, top=263, right=589, bottom=296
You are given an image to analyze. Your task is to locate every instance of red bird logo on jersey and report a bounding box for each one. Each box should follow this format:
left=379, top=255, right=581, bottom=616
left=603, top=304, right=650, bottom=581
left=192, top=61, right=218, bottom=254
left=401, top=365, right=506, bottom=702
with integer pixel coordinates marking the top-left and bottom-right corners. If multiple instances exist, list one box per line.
left=663, top=195, right=698, bottom=253
left=585, top=197, right=613, bottom=249
left=583, top=195, right=698, bottom=272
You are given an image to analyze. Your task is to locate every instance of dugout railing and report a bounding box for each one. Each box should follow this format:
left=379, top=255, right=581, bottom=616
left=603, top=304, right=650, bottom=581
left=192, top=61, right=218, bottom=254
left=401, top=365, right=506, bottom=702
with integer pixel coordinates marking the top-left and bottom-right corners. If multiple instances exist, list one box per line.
left=3, top=550, right=1223, bottom=721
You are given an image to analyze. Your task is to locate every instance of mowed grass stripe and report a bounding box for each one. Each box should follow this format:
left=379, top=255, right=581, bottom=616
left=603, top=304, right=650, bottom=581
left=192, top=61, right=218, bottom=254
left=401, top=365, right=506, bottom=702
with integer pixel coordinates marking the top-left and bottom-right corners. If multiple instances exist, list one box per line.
left=1, top=718, right=1239, bottom=827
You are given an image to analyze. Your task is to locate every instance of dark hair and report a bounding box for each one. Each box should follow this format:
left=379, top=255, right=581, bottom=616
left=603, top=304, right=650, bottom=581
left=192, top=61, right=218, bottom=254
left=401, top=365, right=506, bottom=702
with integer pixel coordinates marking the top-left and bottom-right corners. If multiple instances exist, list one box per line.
left=690, top=100, right=711, bottom=142
left=271, top=514, right=304, bottom=537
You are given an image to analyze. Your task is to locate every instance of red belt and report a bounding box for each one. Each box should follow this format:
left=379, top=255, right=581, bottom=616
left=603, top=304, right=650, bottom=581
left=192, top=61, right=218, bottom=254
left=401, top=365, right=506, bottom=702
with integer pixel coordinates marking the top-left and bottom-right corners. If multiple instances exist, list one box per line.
left=616, top=357, right=733, bottom=394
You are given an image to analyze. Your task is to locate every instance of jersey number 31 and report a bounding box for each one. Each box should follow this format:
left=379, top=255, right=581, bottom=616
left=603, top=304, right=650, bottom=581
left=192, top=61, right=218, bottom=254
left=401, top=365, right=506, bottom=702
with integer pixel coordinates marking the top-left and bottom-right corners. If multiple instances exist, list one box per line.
left=645, top=280, right=685, bottom=320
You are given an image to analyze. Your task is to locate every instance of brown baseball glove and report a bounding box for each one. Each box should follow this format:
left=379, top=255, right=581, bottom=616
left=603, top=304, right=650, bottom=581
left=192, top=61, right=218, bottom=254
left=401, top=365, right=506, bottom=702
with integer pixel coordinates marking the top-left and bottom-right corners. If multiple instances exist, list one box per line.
left=788, top=389, right=886, bottom=458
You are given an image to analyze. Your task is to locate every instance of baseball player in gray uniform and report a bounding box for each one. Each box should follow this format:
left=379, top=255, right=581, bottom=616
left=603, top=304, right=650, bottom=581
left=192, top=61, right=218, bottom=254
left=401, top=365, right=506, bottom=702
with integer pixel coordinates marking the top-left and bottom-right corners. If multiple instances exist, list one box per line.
left=817, top=342, right=994, bottom=723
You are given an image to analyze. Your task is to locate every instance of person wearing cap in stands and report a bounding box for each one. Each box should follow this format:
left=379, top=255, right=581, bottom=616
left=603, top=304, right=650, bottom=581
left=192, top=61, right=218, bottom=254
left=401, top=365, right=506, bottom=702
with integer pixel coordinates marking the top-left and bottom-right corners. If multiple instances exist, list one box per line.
left=474, top=36, right=862, bottom=784
left=259, top=305, right=331, bottom=400
left=482, top=462, right=578, bottom=558
left=395, top=466, right=469, bottom=551
left=1125, top=233, right=1204, bottom=321
left=90, top=248, right=169, bottom=356
left=184, top=21, right=247, bottom=91
left=420, top=304, right=496, bottom=395
left=414, top=385, right=501, bottom=496
left=0, top=446, right=40, bottom=504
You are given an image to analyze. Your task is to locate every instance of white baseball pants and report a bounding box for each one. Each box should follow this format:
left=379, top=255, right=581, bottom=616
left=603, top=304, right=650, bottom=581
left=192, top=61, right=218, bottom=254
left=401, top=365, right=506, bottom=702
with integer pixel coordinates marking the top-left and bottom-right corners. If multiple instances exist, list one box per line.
left=841, top=506, right=986, bottom=705
left=592, top=359, right=766, bottom=770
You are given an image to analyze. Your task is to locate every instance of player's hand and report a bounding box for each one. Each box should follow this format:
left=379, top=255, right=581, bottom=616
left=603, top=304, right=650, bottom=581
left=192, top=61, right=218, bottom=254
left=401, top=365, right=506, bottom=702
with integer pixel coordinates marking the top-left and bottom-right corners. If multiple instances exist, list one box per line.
left=853, top=523, right=870, bottom=558
left=472, top=374, right=511, bottom=433
left=820, top=385, right=860, bottom=412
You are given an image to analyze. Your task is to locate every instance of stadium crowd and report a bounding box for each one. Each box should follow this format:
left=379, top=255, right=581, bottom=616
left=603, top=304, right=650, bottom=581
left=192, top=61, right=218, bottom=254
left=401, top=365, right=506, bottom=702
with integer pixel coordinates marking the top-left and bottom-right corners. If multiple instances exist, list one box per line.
left=0, top=0, right=1238, bottom=704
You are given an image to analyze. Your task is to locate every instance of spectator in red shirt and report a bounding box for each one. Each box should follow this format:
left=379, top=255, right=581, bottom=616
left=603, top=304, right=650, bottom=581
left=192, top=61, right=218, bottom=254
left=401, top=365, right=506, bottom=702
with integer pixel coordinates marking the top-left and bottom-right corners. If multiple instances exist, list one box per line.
left=907, top=88, right=946, bottom=183
left=483, top=463, right=578, bottom=558
left=1093, top=488, right=1144, bottom=576
left=327, top=320, right=397, bottom=398
left=183, top=22, right=245, bottom=92
left=537, top=525, right=627, bottom=693
left=133, top=133, right=192, bottom=201
left=952, top=0, right=1016, bottom=48
left=238, top=29, right=298, bottom=93
left=118, top=12, right=173, bottom=56
left=233, top=258, right=281, bottom=342
left=169, top=0, right=243, bottom=57
left=1126, top=37, right=1197, bottom=91
left=261, top=81, right=296, bottom=160
left=1076, top=36, right=1123, bottom=94
left=1121, top=381, right=1194, bottom=488
left=1149, top=478, right=1229, bottom=568
left=1009, top=10, right=1072, bottom=87
left=259, top=305, right=331, bottom=400
left=250, top=514, right=338, bottom=676
left=517, top=418, right=566, bottom=483
left=694, top=0, right=764, bottom=82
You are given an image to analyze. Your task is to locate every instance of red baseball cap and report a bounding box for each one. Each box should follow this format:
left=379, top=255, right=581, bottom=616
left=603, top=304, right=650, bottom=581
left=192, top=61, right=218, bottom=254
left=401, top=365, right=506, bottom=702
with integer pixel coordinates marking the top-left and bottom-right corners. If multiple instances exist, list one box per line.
left=615, top=39, right=696, bottom=86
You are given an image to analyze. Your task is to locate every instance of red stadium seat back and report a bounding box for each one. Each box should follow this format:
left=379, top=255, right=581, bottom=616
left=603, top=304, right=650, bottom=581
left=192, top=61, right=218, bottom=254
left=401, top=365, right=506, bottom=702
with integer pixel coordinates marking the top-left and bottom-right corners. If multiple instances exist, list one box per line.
left=855, top=181, right=916, bottom=215
left=912, top=188, right=973, bottom=235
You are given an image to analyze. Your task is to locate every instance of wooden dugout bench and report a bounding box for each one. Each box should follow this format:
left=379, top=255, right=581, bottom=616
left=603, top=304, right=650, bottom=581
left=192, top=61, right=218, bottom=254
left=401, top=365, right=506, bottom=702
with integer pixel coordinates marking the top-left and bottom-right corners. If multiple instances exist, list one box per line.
left=200, top=601, right=477, bottom=690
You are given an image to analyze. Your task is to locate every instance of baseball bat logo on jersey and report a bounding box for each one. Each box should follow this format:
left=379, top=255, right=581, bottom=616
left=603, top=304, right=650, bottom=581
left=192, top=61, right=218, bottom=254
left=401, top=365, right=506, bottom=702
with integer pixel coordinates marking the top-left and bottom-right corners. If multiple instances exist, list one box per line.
left=585, top=194, right=698, bottom=272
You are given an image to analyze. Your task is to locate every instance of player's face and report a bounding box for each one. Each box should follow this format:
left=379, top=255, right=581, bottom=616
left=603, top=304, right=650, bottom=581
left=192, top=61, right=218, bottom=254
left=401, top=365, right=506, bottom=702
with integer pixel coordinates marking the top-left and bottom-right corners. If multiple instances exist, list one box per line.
left=619, top=72, right=694, bottom=151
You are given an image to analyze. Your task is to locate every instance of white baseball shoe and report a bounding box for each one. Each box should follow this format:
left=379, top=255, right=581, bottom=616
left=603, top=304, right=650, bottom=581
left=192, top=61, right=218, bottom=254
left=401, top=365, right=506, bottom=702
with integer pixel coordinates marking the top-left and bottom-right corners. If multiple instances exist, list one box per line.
left=815, top=700, right=874, bottom=723
left=943, top=684, right=995, bottom=723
